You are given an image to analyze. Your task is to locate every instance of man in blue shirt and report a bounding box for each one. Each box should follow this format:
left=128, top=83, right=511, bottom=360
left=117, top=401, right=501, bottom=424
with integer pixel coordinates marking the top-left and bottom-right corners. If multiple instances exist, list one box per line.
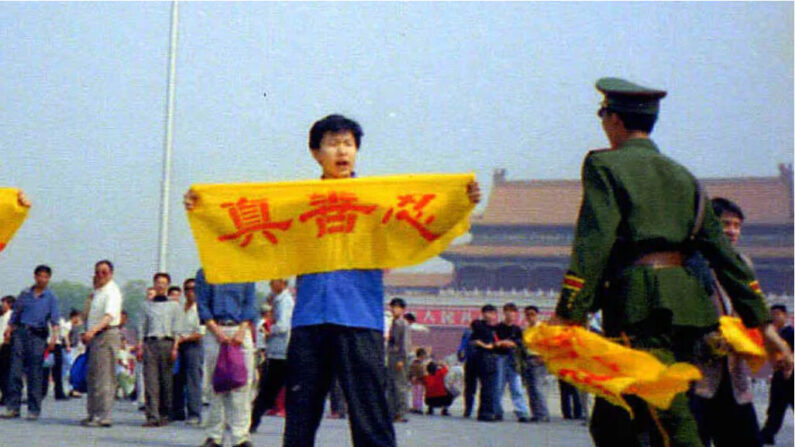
left=282, top=115, right=481, bottom=447
left=0, top=265, right=60, bottom=420
left=194, top=268, right=257, bottom=447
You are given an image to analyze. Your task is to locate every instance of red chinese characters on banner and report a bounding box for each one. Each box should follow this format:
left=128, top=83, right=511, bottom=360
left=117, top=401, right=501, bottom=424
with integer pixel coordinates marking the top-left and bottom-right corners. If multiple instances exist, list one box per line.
left=218, top=197, right=293, bottom=247
left=298, top=191, right=378, bottom=238
left=381, top=194, right=440, bottom=241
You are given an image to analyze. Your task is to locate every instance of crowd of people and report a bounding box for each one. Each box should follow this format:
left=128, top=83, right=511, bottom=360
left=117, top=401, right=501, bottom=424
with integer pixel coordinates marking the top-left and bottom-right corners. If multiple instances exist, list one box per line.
left=0, top=262, right=790, bottom=447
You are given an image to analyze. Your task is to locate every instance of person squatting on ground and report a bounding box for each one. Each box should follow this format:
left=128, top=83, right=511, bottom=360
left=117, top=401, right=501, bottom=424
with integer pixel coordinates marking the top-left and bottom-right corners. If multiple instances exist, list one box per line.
left=550, top=77, right=793, bottom=447
left=422, top=361, right=455, bottom=415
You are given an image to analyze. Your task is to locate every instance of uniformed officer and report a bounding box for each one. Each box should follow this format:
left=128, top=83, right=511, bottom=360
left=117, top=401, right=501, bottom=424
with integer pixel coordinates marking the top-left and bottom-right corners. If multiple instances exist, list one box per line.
left=551, top=77, right=793, bottom=447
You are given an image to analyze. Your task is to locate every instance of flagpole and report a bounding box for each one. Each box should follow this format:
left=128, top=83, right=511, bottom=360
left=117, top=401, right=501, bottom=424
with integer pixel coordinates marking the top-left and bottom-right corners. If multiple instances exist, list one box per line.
left=158, top=0, right=179, bottom=272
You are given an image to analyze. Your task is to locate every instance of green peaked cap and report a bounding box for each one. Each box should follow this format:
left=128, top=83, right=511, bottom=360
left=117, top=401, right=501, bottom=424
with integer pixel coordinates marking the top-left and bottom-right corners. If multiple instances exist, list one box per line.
left=596, top=77, right=667, bottom=116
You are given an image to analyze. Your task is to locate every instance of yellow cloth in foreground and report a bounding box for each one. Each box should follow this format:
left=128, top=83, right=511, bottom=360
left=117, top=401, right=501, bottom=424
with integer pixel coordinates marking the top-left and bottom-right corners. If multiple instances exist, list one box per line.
left=0, top=188, right=29, bottom=253
left=187, top=173, right=475, bottom=283
left=719, top=315, right=767, bottom=373
left=523, top=323, right=702, bottom=417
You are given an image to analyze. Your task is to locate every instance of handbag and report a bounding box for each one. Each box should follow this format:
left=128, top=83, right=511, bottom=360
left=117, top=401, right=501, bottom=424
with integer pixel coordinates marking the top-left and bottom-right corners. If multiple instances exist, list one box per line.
left=69, top=350, right=89, bottom=393
left=212, top=343, right=247, bottom=393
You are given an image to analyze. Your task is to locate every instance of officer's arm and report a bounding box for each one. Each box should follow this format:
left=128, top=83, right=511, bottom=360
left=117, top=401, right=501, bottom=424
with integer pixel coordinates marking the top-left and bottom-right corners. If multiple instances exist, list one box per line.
left=554, top=155, right=621, bottom=324
left=696, top=203, right=769, bottom=328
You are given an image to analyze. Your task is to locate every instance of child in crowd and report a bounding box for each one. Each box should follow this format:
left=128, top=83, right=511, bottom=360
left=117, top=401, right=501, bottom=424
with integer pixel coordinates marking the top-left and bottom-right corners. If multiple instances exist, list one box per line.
left=423, top=361, right=455, bottom=416
left=116, top=339, right=136, bottom=399
left=408, top=348, right=428, bottom=414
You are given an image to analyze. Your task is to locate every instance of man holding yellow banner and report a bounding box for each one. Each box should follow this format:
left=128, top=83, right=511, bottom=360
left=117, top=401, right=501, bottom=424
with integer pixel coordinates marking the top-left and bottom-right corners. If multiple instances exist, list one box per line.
left=549, top=78, right=793, bottom=447
left=185, top=114, right=480, bottom=447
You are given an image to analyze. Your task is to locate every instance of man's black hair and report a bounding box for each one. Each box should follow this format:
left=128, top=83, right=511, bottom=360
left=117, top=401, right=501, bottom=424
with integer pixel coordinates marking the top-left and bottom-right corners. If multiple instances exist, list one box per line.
left=308, top=114, right=363, bottom=150
left=95, top=259, right=114, bottom=272
left=168, top=286, right=181, bottom=295
left=153, top=272, right=171, bottom=283
left=525, top=305, right=540, bottom=313
left=613, top=111, right=657, bottom=134
left=183, top=278, right=195, bottom=288
left=481, top=304, right=497, bottom=313
left=503, top=302, right=518, bottom=312
left=426, top=361, right=438, bottom=375
left=771, top=304, right=788, bottom=313
left=69, top=308, right=81, bottom=318
left=711, top=197, right=745, bottom=221
left=2, top=295, right=15, bottom=306
left=389, top=297, right=406, bottom=308
left=34, top=264, right=52, bottom=276
left=404, top=312, right=416, bottom=323
left=416, top=347, right=427, bottom=358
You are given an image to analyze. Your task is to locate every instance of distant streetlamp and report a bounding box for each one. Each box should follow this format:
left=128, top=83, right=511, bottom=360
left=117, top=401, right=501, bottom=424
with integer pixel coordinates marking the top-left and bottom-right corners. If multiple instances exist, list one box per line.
left=158, top=0, right=179, bottom=272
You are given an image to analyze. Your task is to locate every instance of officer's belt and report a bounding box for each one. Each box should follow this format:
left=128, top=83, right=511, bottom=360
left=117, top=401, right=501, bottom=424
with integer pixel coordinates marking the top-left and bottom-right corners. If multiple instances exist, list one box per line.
left=632, top=251, right=683, bottom=268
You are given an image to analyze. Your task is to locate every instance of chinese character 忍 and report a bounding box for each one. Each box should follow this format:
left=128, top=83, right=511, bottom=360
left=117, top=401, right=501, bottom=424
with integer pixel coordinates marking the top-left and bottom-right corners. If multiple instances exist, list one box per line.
left=218, top=197, right=293, bottom=247
left=298, top=191, right=377, bottom=238
left=381, top=194, right=440, bottom=241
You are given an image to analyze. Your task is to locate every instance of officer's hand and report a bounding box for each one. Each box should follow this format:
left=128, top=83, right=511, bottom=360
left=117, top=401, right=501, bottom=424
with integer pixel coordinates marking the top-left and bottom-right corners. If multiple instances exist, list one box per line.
left=183, top=189, right=198, bottom=211
left=231, top=328, right=245, bottom=346
left=17, top=190, right=31, bottom=207
left=466, top=181, right=481, bottom=204
left=547, top=314, right=576, bottom=326
left=762, top=324, right=794, bottom=376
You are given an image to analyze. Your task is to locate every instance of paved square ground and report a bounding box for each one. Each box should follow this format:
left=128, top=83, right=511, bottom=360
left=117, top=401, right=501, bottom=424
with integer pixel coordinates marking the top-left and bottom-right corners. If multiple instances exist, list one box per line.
left=0, top=381, right=790, bottom=447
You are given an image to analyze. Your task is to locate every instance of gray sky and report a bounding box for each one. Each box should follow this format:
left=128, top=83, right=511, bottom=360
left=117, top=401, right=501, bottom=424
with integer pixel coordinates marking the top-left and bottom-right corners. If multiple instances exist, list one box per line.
left=1, top=1, right=792, bottom=292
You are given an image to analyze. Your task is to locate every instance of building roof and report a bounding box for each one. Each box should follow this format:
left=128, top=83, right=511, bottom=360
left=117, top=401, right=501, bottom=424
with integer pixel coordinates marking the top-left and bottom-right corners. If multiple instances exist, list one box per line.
left=442, top=244, right=791, bottom=260
left=384, top=272, right=453, bottom=288
left=478, top=167, right=793, bottom=226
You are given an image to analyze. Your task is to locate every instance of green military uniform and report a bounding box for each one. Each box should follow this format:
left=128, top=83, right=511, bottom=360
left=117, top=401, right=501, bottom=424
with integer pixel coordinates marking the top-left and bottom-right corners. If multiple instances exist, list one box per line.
left=554, top=78, right=771, bottom=447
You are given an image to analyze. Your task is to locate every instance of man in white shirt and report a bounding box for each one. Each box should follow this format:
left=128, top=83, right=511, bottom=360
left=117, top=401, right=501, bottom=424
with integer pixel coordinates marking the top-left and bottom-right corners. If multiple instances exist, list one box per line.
left=0, top=296, right=14, bottom=405
left=80, top=260, right=123, bottom=427
left=173, top=277, right=204, bottom=425
left=250, top=279, right=293, bottom=433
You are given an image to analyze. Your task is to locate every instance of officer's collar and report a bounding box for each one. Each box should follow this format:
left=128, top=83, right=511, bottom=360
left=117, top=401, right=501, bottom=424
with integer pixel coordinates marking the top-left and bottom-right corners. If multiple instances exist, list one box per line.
left=618, top=137, right=659, bottom=153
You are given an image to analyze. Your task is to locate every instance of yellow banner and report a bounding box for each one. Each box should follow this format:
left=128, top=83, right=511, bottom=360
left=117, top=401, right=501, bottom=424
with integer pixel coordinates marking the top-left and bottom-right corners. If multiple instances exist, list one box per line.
left=186, top=174, right=475, bottom=283
left=719, top=316, right=767, bottom=373
left=0, top=188, right=29, bottom=253
left=523, top=324, right=702, bottom=417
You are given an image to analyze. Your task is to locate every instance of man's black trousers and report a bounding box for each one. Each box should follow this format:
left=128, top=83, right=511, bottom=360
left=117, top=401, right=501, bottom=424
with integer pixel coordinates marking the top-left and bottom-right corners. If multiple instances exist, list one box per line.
left=250, top=357, right=287, bottom=431
left=283, top=324, right=396, bottom=447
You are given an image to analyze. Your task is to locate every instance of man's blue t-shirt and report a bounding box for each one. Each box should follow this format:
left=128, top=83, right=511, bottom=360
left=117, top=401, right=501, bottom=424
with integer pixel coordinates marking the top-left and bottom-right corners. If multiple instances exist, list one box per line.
left=292, top=269, right=384, bottom=331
